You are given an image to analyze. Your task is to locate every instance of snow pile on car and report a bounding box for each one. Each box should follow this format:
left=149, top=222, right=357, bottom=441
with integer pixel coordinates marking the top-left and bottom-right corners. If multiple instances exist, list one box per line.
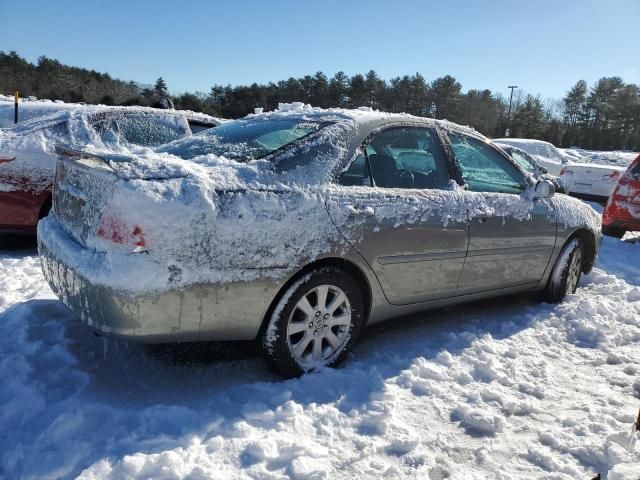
left=0, top=96, right=84, bottom=128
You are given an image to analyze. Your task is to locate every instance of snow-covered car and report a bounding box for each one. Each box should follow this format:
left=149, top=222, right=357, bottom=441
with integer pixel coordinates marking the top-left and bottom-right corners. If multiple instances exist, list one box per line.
left=558, top=153, right=636, bottom=202
left=602, top=154, right=640, bottom=237
left=38, top=105, right=602, bottom=377
left=492, top=138, right=567, bottom=176
left=0, top=106, right=222, bottom=233
left=494, top=142, right=566, bottom=193
left=0, top=97, right=84, bottom=128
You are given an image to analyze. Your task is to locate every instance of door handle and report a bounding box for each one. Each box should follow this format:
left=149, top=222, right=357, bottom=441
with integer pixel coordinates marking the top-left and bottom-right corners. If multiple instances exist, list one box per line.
left=348, top=205, right=375, bottom=217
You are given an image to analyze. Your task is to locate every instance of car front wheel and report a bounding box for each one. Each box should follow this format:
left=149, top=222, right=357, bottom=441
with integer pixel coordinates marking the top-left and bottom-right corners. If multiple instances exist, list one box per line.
left=543, top=237, right=583, bottom=303
left=261, top=266, right=364, bottom=377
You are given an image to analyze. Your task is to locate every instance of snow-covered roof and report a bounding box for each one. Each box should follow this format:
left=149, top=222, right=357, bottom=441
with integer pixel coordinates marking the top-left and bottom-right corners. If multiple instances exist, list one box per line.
left=244, top=103, right=480, bottom=137
left=0, top=99, right=223, bottom=130
left=492, top=138, right=555, bottom=147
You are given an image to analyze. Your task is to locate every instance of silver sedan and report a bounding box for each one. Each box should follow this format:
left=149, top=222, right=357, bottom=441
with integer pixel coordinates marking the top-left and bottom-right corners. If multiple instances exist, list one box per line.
left=38, top=107, right=601, bottom=377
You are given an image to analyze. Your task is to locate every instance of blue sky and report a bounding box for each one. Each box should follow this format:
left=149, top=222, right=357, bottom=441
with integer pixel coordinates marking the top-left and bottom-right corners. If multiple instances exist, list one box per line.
left=1, top=0, right=638, bottom=99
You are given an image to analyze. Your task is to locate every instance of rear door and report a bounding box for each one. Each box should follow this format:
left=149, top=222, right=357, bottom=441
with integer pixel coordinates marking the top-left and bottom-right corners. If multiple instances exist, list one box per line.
left=327, top=126, right=469, bottom=305
left=445, top=132, right=557, bottom=292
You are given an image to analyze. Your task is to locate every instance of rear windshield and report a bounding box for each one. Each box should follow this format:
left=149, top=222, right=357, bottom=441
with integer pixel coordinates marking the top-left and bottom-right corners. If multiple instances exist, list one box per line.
left=89, top=112, right=190, bottom=147
left=498, top=140, right=562, bottom=161
left=581, top=153, right=636, bottom=168
left=157, top=118, right=331, bottom=161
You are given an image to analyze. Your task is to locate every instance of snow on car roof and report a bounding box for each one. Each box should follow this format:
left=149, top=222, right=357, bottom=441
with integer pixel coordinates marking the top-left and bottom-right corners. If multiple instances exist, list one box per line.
left=3, top=104, right=221, bottom=134
left=246, top=102, right=480, bottom=136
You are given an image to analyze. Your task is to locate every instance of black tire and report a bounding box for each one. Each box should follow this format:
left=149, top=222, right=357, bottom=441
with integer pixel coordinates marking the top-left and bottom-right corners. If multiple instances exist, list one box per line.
left=260, top=266, right=365, bottom=377
left=38, top=196, right=52, bottom=220
left=543, top=238, right=583, bottom=303
left=602, top=225, right=625, bottom=239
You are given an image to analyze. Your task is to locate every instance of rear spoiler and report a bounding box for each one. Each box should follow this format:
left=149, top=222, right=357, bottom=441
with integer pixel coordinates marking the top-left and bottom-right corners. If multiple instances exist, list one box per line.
left=54, top=145, right=115, bottom=172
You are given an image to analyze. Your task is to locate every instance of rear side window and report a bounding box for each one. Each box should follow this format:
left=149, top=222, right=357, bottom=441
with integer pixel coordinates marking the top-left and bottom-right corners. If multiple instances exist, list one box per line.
left=340, top=127, right=450, bottom=189
left=339, top=152, right=371, bottom=186
left=449, top=133, right=525, bottom=194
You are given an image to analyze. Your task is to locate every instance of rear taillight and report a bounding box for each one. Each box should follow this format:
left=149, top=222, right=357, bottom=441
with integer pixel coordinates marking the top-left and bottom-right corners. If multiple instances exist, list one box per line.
left=97, top=211, right=146, bottom=253
left=602, top=171, right=620, bottom=181
left=560, top=168, right=573, bottom=176
left=0, top=156, right=16, bottom=164
left=616, top=182, right=630, bottom=198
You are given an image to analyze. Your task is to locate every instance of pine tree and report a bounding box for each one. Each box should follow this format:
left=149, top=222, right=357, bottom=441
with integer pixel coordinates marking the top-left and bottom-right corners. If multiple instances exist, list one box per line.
left=154, top=77, right=168, bottom=97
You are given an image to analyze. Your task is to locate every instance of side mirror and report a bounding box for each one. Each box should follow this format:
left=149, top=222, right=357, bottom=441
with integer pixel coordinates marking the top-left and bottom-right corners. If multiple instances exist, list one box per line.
left=534, top=179, right=555, bottom=199
left=538, top=166, right=548, bottom=174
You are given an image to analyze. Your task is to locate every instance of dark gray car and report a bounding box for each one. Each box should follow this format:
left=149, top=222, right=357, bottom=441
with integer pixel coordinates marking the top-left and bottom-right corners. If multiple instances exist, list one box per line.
left=38, top=107, right=601, bottom=377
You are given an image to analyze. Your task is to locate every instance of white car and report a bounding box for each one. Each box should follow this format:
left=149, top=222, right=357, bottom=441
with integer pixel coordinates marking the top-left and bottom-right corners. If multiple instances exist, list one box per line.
left=559, top=152, right=639, bottom=201
left=492, top=138, right=567, bottom=176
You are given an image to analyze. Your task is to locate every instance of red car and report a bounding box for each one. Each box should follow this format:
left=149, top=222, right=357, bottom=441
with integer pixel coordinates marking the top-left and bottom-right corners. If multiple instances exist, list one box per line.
left=0, top=107, right=220, bottom=234
left=602, top=154, right=640, bottom=238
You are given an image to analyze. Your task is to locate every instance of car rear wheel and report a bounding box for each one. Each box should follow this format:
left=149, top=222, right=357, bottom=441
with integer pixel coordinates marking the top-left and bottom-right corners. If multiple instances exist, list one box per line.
left=261, top=266, right=364, bottom=377
left=602, top=225, right=625, bottom=238
left=543, top=238, right=583, bottom=303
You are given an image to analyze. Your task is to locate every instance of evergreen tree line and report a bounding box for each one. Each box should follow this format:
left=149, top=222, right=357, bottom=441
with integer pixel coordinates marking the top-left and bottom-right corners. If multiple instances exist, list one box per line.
left=2, top=51, right=639, bottom=150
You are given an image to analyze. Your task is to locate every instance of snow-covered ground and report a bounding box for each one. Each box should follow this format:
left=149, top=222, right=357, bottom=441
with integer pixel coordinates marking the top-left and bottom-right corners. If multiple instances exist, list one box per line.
left=2, top=226, right=640, bottom=479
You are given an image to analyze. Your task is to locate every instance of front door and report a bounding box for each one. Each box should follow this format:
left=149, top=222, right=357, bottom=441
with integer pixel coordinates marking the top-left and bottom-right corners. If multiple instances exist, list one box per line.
left=445, top=132, right=557, bottom=292
left=327, top=126, right=469, bottom=305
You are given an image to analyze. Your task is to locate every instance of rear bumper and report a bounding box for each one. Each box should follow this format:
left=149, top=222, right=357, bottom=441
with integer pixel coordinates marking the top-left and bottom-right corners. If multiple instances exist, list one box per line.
left=38, top=217, right=282, bottom=343
left=0, top=189, right=50, bottom=231
left=603, top=217, right=640, bottom=232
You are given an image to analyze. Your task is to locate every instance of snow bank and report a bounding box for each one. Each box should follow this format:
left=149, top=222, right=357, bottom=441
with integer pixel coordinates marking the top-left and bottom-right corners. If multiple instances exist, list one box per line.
left=2, top=233, right=640, bottom=478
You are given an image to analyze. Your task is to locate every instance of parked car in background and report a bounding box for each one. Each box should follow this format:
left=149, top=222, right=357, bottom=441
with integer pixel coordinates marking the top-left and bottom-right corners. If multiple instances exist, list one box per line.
left=495, top=142, right=566, bottom=193
left=492, top=138, right=567, bottom=175
left=0, top=106, right=221, bottom=233
left=602, top=154, right=640, bottom=237
left=39, top=105, right=601, bottom=377
left=559, top=148, right=586, bottom=163
left=559, top=153, right=636, bottom=203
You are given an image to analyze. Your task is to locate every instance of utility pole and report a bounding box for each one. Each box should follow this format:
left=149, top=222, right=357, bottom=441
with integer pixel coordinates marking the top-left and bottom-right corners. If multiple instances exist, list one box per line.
left=14, top=91, right=19, bottom=124
left=506, top=85, right=518, bottom=137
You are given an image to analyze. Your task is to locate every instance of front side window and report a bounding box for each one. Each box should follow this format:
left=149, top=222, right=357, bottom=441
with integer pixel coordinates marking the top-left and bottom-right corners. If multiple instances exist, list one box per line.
left=157, top=118, right=330, bottom=161
left=449, top=133, right=525, bottom=194
left=340, top=127, right=450, bottom=189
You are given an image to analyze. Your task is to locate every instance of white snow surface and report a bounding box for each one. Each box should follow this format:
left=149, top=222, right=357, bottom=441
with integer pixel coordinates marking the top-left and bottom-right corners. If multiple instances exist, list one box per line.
left=3, top=224, right=640, bottom=478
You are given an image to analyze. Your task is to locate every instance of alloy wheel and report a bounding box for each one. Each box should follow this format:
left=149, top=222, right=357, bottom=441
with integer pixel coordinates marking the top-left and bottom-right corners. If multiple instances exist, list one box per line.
left=286, top=284, right=352, bottom=366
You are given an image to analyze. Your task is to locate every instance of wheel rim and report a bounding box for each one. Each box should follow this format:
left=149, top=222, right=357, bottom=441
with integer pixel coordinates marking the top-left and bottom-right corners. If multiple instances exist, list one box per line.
left=566, top=249, right=582, bottom=294
left=286, top=284, right=352, bottom=367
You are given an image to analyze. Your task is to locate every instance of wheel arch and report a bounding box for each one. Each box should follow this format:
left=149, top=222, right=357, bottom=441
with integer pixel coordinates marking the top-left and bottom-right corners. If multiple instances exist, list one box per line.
left=257, top=257, right=373, bottom=340
left=38, top=194, right=52, bottom=220
left=569, top=228, right=597, bottom=274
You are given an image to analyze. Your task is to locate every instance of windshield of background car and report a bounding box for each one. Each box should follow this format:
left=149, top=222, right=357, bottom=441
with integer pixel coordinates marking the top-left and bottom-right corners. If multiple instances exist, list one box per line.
left=502, top=140, right=562, bottom=161
left=157, top=118, right=332, bottom=161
